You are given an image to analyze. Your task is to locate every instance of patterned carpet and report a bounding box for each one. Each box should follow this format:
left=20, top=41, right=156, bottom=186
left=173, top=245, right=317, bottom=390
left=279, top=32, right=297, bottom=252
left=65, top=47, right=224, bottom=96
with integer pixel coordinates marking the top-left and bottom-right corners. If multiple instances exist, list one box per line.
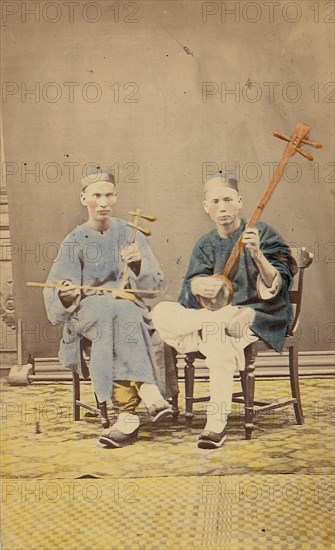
left=1, top=377, right=334, bottom=549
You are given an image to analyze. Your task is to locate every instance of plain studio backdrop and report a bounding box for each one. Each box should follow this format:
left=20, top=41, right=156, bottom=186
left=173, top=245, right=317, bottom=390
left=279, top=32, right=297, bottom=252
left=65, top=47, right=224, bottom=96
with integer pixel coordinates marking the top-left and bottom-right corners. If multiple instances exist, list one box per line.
left=2, top=0, right=334, bottom=359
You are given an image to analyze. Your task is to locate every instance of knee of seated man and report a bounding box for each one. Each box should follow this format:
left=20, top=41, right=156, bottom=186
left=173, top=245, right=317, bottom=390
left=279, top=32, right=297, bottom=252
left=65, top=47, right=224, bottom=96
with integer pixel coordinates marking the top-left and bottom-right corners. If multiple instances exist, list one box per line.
left=113, top=298, right=142, bottom=320
left=83, top=295, right=138, bottom=321
left=225, top=307, right=255, bottom=340
left=152, top=301, right=179, bottom=327
left=80, top=295, right=107, bottom=323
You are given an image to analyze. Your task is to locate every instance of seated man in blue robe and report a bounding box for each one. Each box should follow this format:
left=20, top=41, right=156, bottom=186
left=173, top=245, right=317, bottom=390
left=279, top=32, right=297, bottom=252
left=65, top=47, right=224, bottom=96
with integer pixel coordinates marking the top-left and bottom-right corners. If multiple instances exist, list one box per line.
left=44, top=168, right=172, bottom=448
left=152, top=173, right=297, bottom=449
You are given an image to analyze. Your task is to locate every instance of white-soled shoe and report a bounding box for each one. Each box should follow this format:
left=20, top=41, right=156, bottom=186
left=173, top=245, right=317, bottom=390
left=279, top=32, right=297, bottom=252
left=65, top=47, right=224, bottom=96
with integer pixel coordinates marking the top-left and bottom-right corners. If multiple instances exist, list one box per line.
left=197, top=428, right=227, bottom=449
left=99, top=427, right=139, bottom=448
left=147, top=400, right=173, bottom=423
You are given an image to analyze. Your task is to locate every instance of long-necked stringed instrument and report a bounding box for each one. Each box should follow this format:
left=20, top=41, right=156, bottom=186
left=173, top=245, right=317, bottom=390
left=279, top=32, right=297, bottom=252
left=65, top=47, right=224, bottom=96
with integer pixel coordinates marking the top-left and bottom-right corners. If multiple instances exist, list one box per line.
left=198, top=122, right=322, bottom=311
left=27, top=209, right=161, bottom=301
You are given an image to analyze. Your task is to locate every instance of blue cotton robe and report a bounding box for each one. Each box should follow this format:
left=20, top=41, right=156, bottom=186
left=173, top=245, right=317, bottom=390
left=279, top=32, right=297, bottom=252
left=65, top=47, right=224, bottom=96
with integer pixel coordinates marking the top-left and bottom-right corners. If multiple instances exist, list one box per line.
left=178, top=220, right=298, bottom=352
left=43, top=218, right=164, bottom=402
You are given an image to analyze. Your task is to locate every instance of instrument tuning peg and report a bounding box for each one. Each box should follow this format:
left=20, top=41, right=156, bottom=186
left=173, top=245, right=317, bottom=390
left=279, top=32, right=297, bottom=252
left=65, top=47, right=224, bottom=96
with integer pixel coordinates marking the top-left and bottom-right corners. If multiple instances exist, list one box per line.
left=273, top=131, right=290, bottom=143
left=300, top=137, right=323, bottom=149
left=295, top=147, right=314, bottom=161
left=273, top=130, right=322, bottom=155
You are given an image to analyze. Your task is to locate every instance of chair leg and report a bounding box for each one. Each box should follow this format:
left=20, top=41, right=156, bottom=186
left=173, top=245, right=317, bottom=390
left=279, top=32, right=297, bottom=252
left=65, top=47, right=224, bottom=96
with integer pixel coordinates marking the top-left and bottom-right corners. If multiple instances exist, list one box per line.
left=99, top=402, right=110, bottom=429
left=171, top=393, right=179, bottom=422
left=244, top=348, right=256, bottom=440
left=72, top=371, right=81, bottom=421
left=239, top=369, right=246, bottom=397
left=184, top=355, right=195, bottom=427
left=94, top=393, right=110, bottom=429
left=289, top=344, right=304, bottom=425
left=170, top=348, right=179, bottom=422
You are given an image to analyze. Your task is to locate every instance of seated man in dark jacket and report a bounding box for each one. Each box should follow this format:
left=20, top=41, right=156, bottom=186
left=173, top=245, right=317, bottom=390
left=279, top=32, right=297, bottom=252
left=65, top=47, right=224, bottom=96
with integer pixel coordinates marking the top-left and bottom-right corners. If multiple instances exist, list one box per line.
left=152, top=173, right=297, bottom=449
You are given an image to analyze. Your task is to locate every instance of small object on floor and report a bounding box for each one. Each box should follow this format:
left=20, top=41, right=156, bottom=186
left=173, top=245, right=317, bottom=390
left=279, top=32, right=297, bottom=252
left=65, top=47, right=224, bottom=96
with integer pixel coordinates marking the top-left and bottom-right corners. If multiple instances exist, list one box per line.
left=99, top=427, right=139, bottom=448
left=197, top=428, right=227, bottom=450
left=147, top=400, right=173, bottom=423
left=35, top=421, right=41, bottom=434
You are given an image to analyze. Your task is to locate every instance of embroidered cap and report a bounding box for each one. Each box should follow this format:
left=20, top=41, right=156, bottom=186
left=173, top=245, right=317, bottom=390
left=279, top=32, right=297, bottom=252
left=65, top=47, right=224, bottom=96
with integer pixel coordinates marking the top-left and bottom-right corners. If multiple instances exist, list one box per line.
left=204, top=172, right=238, bottom=194
left=81, top=168, right=115, bottom=190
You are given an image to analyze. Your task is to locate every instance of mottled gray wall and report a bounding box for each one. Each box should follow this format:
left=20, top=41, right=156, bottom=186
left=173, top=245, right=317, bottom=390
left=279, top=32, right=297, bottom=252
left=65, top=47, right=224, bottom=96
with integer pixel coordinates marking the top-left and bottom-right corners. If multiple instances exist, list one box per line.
left=2, top=0, right=334, bottom=358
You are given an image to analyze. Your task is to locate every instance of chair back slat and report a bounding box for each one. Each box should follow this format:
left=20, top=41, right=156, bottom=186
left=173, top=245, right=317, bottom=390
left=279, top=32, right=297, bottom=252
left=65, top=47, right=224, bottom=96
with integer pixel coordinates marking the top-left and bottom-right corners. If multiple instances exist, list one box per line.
left=287, top=247, right=313, bottom=336
left=289, top=290, right=299, bottom=304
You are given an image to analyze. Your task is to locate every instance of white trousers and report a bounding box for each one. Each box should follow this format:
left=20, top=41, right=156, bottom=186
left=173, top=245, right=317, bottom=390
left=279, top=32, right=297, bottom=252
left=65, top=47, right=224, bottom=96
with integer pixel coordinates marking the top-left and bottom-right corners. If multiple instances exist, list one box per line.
left=151, top=302, right=258, bottom=430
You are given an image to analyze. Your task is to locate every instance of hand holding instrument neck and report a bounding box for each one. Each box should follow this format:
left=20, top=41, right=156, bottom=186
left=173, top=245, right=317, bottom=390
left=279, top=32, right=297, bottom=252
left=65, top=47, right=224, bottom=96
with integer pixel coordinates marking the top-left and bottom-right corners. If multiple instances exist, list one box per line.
left=119, top=208, right=157, bottom=291
left=198, top=122, right=323, bottom=311
left=27, top=208, right=160, bottom=301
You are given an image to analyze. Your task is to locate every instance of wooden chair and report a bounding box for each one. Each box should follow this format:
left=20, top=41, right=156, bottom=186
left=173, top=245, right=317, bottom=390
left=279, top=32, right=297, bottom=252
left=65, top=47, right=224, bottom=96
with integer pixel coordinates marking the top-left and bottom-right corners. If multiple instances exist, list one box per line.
left=177, top=247, right=313, bottom=439
left=72, top=339, right=179, bottom=428
left=72, top=338, right=110, bottom=428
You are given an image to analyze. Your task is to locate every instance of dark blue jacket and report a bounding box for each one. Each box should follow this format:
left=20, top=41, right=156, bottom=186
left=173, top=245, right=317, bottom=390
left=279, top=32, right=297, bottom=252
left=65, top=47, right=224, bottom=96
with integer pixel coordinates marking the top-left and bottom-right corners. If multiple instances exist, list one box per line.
left=178, top=220, right=298, bottom=352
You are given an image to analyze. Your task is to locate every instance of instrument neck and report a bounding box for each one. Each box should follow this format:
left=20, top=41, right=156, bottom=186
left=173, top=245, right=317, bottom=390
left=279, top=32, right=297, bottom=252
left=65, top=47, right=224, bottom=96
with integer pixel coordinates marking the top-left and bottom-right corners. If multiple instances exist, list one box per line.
left=222, top=224, right=245, bottom=279
left=222, top=142, right=294, bottom=280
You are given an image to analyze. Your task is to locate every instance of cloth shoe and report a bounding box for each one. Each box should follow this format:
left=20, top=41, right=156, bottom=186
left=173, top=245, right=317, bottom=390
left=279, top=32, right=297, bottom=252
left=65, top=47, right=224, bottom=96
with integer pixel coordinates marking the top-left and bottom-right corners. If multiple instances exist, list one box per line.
left=137, top=383, right=173, bottom=422
left=99, top=427, right=139, bottom=448
left=147, top=399, right=173, bottom=422
left=98, top=412, right=140, bottom=448
left=197, top=428, right=227, bottom=450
